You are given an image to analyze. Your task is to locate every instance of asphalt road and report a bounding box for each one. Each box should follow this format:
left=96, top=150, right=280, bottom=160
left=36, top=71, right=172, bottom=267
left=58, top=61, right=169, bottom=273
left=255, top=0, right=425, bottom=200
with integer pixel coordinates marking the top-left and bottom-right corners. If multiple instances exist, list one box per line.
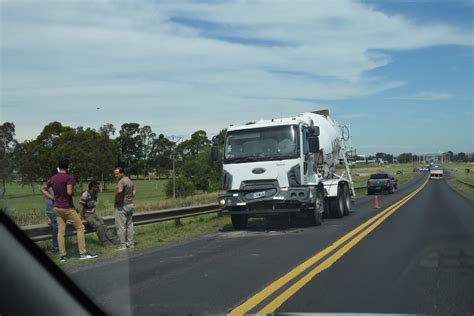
left=67, top=173, right=474, bottom=315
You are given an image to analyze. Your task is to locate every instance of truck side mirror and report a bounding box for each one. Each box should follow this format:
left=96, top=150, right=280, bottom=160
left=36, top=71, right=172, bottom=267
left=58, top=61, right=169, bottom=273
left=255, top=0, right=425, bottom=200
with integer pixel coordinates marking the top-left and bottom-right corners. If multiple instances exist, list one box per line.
left=310, top=126, right=320, bottom=136
left=211, top=145, right=219, bottom=161
left=308, top=136, right=320, bottom=153
left=212, top=135, right=224, bottom=145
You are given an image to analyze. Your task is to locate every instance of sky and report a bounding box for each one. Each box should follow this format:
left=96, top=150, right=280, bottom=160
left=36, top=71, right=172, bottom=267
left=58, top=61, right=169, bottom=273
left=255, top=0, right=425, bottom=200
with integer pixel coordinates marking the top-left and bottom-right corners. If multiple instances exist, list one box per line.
left=1, top=0, right=473, bottom=155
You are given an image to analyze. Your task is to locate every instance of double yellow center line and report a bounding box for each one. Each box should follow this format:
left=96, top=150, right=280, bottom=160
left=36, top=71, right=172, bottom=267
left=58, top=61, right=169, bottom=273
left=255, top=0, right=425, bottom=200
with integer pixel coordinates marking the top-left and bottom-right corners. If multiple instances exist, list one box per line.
left=230, top=177, right=429, bottom=315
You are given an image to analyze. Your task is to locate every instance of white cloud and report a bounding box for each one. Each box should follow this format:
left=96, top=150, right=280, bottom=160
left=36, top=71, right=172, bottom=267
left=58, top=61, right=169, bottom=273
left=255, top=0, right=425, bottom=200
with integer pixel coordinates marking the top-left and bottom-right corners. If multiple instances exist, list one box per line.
left=0, top=0, right=472, bottom=140
left=390, top=91, right=452, bottom=101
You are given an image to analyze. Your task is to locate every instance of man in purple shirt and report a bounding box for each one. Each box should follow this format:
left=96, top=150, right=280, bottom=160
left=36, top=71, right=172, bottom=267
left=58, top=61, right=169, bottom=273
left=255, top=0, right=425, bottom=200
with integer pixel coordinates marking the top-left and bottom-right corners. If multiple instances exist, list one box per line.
left=47, top=158, right=97, bottom=262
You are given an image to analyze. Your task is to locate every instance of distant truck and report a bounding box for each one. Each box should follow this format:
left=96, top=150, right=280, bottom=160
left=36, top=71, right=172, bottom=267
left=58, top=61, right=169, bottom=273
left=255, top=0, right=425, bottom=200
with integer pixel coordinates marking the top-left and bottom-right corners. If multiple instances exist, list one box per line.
left=367, top=173, right=398, bottom=195
left=211, top=110, right=354, bottom=229
left=430, top=167, right=444, bottom=179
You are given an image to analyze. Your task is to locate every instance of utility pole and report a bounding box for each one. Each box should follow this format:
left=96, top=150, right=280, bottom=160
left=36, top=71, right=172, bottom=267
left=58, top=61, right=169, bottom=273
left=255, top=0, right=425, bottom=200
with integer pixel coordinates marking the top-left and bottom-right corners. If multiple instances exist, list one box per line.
left=168, top=136, right=182, bottom=199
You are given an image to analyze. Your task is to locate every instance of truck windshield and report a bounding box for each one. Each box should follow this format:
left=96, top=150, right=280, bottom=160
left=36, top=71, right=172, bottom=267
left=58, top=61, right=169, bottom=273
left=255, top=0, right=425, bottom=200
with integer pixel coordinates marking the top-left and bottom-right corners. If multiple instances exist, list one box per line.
left=224, top=125, right=299, bottom=163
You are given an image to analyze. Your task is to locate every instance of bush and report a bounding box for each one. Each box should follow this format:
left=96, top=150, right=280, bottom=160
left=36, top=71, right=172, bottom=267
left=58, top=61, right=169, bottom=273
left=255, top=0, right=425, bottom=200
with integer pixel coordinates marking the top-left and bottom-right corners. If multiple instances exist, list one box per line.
left=208, top=179, right=222, bottom=192
left=165, top=175, right=196, bottom=198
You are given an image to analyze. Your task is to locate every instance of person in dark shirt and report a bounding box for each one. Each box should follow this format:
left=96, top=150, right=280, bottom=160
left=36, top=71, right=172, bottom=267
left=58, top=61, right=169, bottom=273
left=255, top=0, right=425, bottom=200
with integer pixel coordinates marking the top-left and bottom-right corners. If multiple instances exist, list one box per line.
left=47, top=158, right=97, bottom=262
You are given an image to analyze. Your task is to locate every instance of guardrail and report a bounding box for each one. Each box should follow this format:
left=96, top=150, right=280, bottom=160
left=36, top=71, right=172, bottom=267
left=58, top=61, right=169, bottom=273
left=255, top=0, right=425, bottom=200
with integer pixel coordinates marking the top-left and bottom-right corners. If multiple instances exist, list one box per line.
left=22, top=203, right=220, bottom=241
left=456, top=179, right=474, bottom=189
left=23, top=185, right=370, bottom=241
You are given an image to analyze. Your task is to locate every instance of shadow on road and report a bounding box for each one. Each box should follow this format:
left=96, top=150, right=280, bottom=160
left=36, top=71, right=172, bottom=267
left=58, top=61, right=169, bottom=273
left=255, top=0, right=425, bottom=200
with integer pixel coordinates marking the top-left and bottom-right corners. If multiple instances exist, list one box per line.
left=219, top=215, right=319, bottom=234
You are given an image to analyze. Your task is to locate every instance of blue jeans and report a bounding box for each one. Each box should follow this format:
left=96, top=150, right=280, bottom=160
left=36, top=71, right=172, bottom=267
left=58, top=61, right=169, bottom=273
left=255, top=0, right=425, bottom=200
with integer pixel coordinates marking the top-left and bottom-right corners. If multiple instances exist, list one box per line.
left=46, top=212, right=59, bottom=254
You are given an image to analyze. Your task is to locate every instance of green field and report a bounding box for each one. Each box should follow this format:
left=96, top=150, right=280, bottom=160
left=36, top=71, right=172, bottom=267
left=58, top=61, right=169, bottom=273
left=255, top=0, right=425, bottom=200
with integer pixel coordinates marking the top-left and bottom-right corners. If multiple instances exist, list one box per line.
left=445, top=162, right=474, bottom=200
left=0, top=179, right=219, bottom=226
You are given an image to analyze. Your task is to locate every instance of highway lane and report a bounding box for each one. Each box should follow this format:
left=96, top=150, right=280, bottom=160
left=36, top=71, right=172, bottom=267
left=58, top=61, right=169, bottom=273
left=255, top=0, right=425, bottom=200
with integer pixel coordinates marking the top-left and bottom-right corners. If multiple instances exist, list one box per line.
left=270, top=178, right=474, bottom=315
left=65, top=173, right=470, bottom=315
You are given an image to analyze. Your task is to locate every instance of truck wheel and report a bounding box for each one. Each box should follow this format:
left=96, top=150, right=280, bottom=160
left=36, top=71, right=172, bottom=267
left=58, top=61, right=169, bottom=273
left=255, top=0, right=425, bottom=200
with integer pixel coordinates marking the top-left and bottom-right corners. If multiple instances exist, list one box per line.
left=231, top=214, right=248, bottom=230
left=308, top=187, right=324, bottom=226
left=388, top=186, right=394, bottom=194
left=367, top=188, right=373, bottom=195
left=329, top=185, right=344, bottom=218
left=342, top=184, right=351, bottom=216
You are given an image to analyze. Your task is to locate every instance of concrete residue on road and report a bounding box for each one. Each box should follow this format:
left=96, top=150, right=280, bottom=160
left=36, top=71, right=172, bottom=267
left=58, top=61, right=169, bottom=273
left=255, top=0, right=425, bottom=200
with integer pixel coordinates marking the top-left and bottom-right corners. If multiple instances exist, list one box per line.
left=219, top=229, right=304, bottom=239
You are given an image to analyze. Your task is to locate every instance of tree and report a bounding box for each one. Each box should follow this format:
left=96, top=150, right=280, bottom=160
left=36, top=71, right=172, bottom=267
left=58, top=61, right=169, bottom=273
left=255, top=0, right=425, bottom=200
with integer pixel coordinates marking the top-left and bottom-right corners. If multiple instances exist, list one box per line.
left=0, top=122, right=18, bottom=197
left=138, top=125, right=156, bottom=179
left=56, top=127, right=102, bottom=191
left=181, top=145, right=221, bottom=192
left=375, top=152, right=393, bottom=164
left=116, top=123, right=142, bottom=176
left=97, top=124, right=117, bottom=190
left=397, top=153, right=413, bottom=164
left=454, top=152, right=468, bottom=162
left=35, top=122, right=73, bottom=180
left=15, top=140, right=42, bottom=193
left=152, top=134, right=176, bottom=178
left=446, top=151, right=454, bottom=162
left=176, top=130, right=211, bottom=164
left=165, top=175, right=195, bottom=198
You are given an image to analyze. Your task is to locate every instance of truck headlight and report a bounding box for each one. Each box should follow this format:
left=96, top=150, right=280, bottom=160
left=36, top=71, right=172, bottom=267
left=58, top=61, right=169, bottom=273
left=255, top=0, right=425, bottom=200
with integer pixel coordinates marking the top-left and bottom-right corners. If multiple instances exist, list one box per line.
left=219, top=199, right=226, bottom=206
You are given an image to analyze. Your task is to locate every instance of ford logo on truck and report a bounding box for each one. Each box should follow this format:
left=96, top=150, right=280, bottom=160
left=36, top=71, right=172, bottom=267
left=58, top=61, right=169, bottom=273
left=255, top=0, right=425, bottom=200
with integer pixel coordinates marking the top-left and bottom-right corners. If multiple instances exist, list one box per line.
left=252, top=168, right=266, bottom=174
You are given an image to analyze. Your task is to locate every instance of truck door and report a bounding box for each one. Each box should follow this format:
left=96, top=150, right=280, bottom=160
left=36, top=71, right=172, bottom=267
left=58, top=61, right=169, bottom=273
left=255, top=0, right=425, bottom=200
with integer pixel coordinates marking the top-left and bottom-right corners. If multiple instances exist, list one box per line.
left=302, top=126, right=315, bottom=183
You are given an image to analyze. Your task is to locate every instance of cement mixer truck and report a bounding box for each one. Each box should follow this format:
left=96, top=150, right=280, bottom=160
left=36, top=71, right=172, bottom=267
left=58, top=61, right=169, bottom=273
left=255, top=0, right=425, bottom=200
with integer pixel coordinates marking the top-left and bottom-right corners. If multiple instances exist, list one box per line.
left=211, top=110, right=355, bottom=229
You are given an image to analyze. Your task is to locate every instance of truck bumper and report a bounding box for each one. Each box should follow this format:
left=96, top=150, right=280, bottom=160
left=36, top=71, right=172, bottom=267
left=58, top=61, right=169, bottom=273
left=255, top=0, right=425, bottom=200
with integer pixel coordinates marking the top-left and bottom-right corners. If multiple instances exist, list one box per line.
left=368, top=185, right=390, bottom=192
left=217, top=187, right=313, bottom=215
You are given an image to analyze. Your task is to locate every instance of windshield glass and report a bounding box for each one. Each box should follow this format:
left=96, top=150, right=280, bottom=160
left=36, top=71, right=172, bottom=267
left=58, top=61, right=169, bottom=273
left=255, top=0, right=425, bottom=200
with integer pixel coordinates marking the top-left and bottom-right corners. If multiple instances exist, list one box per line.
left=1, top=1, right=473, bottom=315
left=370, top=174, right=389, bottom=179
left=224, top=125, right=299, bottom=163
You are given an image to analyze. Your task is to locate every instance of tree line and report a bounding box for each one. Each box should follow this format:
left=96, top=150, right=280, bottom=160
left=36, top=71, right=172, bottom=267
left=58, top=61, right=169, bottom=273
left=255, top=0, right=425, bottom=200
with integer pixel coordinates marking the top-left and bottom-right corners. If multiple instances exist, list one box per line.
left=0, top=122, right=225, bottom=198
left=352, top=151, right=473, bottom=164
left=1, top=122, right=472, bottom=198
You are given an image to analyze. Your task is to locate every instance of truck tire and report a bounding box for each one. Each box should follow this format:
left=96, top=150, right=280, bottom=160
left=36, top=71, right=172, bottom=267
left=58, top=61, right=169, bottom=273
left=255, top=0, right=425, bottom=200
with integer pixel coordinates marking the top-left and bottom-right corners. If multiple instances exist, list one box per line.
left=308, top=186, right=324, bottom=226
left=388, top=185, right=394, bottom=194
left=329, top=185, right=344, bottom=218
left=342, top=184, right=351, bottom=216
left=231, top=214, right=248, bottom=230
left=367, top=188, right=373, bottom=195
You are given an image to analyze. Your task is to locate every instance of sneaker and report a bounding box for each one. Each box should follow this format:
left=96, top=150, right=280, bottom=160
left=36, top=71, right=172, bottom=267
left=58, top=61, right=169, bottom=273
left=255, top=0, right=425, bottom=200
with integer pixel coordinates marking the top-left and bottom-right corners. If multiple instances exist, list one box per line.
left=59, top=256, right=67, bottom=262
left=116, top=244, right=128, bottom=251
left=79, top=252, right=98, bottom=260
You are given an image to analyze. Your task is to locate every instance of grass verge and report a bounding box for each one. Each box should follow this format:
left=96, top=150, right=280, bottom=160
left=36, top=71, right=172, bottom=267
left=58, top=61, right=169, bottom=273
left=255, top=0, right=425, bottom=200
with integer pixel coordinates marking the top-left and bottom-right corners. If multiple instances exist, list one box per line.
left=445, top=162, right=474, bottom=200
left=38, top=213, right=232, bottom=267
